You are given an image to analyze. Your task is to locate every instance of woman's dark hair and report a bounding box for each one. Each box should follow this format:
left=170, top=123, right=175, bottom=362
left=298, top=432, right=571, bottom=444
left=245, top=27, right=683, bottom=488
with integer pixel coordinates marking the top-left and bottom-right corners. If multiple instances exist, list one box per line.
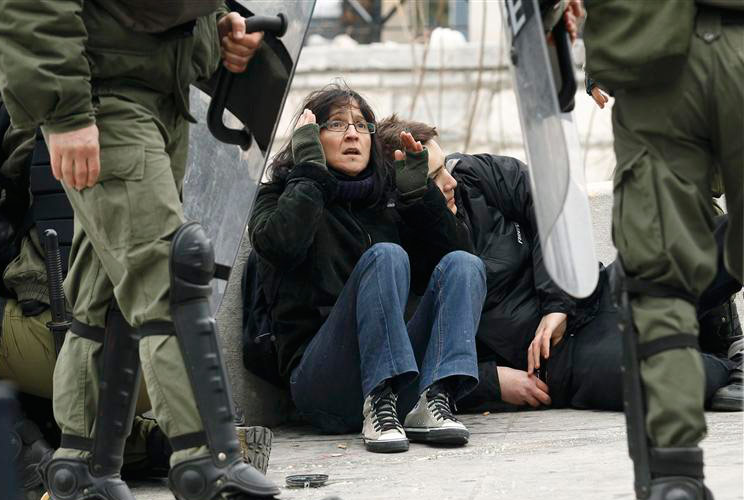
left=267, top=81, right=391, bottom=205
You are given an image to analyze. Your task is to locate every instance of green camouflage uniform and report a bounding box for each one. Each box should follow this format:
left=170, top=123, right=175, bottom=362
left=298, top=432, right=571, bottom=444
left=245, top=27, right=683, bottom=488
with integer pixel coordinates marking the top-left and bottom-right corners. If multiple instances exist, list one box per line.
left=0, top=0, right=227, bottom=466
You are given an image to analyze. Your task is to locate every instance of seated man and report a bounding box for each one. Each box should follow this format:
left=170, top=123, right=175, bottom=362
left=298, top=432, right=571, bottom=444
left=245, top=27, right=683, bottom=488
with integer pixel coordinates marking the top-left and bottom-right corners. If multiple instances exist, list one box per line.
left=376, top=114, right=742, bottom=413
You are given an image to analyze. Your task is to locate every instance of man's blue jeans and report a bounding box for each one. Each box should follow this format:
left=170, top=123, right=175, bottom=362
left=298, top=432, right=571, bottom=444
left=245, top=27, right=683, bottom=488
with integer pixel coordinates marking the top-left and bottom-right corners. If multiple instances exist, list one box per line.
left=290, top=243, right=486, bottom=434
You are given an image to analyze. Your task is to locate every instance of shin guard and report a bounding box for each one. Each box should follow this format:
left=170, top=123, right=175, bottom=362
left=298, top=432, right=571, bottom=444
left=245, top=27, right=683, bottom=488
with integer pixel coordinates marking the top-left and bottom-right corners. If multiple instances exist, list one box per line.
left=609, top=262, right=710, bottom=500
left=167, top=222, right=278, bottom=500
left=42, top=306, right=141, bottom=500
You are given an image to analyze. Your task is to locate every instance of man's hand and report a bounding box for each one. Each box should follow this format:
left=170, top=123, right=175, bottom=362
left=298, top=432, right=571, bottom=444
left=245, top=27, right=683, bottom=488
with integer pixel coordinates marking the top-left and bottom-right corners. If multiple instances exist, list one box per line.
left=527, top=312, right=568, bottom=375
left=217, top=12, right=263, bottom=73
left=564, top=0, right=584, bottom=43
left=497, top=366, right=551, bottom=407
left=48, top=124, right=100, bottom=191
left=590, top=86, right=609, bottom=109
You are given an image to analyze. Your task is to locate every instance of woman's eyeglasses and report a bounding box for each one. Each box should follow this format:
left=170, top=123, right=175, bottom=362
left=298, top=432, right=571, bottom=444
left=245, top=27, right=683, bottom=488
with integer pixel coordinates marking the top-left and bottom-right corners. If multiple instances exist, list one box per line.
left=320, top=120, right=376, bottom=134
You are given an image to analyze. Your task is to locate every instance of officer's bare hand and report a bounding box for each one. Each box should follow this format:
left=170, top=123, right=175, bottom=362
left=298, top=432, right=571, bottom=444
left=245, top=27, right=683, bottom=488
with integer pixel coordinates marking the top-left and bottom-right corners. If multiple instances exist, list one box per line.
left=591, top=86, right=609, bottom=109
left=218, top=12, right=263, bottom=73
left=497, top=366, right=551, bottom=407
left=564, top=0, right=584, bottom=42
left=48, top=124, right=101, bottom=191
left=527, top=312, right=567, bottom=375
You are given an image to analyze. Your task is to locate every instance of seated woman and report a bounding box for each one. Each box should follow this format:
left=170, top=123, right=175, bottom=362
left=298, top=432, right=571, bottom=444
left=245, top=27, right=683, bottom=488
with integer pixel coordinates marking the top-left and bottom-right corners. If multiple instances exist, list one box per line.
left=376, top=114, right=742, bottom=413
left=248, top=83, right=486, bottom=453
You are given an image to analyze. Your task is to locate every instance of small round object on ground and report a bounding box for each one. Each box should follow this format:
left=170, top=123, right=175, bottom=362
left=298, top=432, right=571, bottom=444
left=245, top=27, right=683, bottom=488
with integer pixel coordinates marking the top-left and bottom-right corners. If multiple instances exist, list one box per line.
left=285, top=473, right=329, bottom=488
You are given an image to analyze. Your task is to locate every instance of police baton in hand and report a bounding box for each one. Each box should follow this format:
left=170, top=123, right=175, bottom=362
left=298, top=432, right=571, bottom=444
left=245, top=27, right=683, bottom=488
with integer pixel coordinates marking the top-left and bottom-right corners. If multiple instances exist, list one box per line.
left=208, top=14, right=287, bottom=150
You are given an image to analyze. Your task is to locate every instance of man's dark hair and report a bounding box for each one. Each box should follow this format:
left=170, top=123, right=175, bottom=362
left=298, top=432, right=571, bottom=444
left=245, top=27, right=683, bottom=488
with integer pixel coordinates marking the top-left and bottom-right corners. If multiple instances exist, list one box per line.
left=376, top=114, right=438, bottom=162
left=267, top=81, right=389, bottom=205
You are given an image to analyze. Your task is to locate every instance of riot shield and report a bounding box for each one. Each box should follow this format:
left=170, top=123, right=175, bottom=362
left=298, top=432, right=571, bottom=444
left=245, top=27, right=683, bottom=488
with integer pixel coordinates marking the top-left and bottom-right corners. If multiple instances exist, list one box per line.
left=183, top=0, right=316, bottom=309
left=501, top=0, right=598, bottom=298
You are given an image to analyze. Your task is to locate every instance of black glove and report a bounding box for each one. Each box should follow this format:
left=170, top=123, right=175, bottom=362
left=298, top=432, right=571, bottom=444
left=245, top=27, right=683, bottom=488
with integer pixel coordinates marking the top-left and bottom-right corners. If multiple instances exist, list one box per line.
left=291, top=123, right=326, bottom=168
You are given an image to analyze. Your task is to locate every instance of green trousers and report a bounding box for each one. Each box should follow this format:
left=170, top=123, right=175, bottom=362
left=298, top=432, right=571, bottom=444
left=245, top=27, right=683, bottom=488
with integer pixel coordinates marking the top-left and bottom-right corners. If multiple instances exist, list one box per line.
left=0, top=299, right=155, bottom=467
left=611, top=14, right=743, bottom=447
left=50, top=93, right=207, bottom=465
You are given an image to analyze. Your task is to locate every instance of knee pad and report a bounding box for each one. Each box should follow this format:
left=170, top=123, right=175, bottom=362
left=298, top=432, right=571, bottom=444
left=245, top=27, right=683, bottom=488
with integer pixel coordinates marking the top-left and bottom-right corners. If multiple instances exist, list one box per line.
left=170, top=221, right=215, bottom=306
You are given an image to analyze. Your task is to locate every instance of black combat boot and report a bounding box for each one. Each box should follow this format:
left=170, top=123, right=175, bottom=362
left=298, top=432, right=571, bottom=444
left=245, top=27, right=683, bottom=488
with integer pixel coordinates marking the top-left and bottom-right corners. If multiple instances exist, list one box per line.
left=10, top=418, right=52, bottom=500
left=647, top=447, right=713, bottom=500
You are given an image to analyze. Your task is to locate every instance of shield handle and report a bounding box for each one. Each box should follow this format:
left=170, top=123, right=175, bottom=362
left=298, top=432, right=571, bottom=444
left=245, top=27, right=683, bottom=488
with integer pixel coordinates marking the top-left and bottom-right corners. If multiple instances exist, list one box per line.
left=207, top=13, right=288, bottom=150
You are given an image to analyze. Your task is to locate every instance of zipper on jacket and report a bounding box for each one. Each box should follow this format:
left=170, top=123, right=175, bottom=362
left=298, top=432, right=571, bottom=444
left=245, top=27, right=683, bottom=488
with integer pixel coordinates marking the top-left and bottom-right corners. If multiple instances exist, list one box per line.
left=348, top=203, right=372, bottom=248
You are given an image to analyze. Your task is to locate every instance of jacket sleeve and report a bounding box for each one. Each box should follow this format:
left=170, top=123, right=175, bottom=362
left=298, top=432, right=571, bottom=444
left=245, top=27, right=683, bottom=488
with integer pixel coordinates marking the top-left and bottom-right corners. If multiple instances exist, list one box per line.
left=397, top=180, right=473, bottom=254
left=248, top=163, right=338, bottom=270
left=457, top=361, right=502, bottom=409
left=480, top=155, right=575, bottom=317
left=397, top=181, right=473, bottom=292
left=0, top=0, right=94, bottom=133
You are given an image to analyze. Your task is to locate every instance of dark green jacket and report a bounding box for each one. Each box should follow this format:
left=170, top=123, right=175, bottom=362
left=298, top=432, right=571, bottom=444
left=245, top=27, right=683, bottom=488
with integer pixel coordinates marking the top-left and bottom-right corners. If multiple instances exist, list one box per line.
left=248, top=162, right=473, bottom=377
left=0, top=0, right=226, bottom=133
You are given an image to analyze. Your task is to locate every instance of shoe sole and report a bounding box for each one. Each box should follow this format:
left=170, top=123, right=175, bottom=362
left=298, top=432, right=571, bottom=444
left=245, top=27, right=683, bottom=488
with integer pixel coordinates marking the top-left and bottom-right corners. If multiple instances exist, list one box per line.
left=710, top=396, right=744, bottom=412
left=236, top=426, right=273, bottom=474
left=404, top=427, right=470, bottom=445
left=364, top=438, right=409, bottom=453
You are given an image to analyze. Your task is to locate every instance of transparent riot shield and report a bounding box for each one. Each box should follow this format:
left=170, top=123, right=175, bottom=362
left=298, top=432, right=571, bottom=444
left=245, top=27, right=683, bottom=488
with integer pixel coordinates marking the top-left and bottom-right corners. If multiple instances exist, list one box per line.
left=183, top=0, right=316, bottom=309
left=501, top=0, right=598, bottom=298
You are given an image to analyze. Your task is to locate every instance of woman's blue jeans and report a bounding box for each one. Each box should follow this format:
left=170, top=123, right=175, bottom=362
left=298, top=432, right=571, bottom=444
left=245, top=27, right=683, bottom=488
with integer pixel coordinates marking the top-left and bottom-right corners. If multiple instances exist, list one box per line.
left=290, top=243, right=486, bottom=434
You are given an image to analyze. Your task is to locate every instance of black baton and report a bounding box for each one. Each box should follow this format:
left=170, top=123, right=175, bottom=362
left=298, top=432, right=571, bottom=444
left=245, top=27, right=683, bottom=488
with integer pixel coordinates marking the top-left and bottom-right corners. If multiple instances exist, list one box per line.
left=43, top=229, right=71, bottom=355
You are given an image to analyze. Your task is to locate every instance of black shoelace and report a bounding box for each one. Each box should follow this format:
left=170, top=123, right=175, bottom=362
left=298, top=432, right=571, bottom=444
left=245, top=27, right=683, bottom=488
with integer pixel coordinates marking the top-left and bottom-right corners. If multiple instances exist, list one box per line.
left=427, top=391, right=458, bottom=423
left=371, top=388, right=402, bottom=433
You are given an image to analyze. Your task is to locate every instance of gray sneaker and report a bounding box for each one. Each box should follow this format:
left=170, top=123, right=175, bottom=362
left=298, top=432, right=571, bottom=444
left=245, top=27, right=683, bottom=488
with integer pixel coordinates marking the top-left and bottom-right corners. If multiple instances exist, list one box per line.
left=404, top=387, right=469, bottom=445
left=236, top=425, right=273, bottom=474
left=362, top=385, right=409, bottom=453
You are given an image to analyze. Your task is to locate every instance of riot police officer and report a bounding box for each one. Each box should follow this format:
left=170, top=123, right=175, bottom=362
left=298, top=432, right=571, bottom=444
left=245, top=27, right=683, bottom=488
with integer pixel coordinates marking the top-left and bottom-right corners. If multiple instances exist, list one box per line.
left=584, top=1, right=743, bottom=499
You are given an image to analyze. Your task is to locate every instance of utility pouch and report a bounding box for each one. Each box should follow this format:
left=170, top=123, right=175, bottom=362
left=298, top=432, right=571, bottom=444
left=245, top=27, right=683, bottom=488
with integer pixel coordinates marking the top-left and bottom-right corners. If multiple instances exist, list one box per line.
left=584, top=0, right=697, bottom=91
left=101, top=0, right=223, bottom=33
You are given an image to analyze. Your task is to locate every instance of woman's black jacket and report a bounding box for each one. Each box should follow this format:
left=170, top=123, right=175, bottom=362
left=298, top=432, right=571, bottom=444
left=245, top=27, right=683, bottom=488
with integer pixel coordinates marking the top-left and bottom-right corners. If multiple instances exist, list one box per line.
left=248, top=162, right=473, bottom=379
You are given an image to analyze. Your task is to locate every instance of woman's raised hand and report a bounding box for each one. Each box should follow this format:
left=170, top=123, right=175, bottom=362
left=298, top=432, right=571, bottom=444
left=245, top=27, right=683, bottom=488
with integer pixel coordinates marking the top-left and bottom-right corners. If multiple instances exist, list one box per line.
left=292, top=109, right=326, bottom=168
left=394, top=131, right=428, bottom=199
left=296, top=108, right=317, bottom=129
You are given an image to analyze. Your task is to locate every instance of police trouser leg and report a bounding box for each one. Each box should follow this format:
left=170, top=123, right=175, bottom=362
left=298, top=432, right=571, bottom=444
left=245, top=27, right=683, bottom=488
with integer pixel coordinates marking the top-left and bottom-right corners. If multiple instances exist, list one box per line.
left=42, top=306, right=141, bottom=500
left=610, top=263, right=713, bottom=500
left=138, top=222, right=279, bottom=500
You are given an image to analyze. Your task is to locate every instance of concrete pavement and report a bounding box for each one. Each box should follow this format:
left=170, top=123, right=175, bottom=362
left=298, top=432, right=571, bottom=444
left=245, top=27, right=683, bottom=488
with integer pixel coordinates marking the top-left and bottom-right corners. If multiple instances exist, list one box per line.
left=130, top=409, right=743, bottom=500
